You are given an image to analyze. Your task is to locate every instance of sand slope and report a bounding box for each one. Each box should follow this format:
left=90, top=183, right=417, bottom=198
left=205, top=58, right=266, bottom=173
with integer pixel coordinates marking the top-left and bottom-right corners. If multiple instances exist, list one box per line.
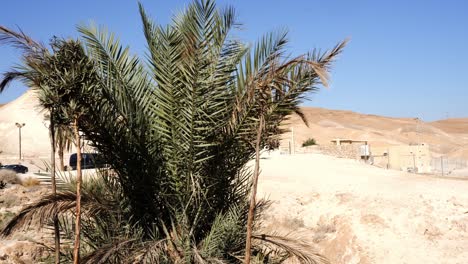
left=259, top=152, right=468, bottom=264
left=284, top=108, right=468, bottom=159
left=0, top=90, right=50, bottom=158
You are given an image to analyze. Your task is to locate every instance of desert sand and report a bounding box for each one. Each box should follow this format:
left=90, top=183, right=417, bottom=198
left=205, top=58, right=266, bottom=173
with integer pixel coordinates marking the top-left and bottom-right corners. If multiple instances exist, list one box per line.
left=258, top=152, right=468, bottom=264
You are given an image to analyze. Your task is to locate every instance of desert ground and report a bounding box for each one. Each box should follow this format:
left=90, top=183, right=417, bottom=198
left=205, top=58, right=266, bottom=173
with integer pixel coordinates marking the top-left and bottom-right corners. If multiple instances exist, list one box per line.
left=1, top=91, right=468, bottom=263
left=258, top=152, right=468, bottom=264
left=2, top=152, right=468, bottom=263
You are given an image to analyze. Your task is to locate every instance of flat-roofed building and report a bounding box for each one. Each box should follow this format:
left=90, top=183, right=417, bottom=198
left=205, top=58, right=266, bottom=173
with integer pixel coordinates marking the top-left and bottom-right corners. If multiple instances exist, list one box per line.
left=372, top=144, right=431, bottom=173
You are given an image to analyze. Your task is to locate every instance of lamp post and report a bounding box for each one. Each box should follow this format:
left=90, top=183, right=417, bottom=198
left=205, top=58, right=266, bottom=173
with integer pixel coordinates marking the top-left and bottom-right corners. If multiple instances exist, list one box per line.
left=15, top=122, right=26, bottom=160
left=290, top=127, right=295, bottom=155
left=415, top=117, right=421, bottom=145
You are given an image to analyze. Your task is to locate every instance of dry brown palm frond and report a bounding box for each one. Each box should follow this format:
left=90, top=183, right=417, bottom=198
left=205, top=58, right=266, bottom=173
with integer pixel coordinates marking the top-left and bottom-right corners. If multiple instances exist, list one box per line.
left=1, top=191, right=112, bottom=237
left=81, top=238, right=137, bottom=264
left=0, top=71, right=27, bottom=92
left=252, top=233, right=329, bottom=264
left=0, top=25, right=47, bottom=54
left=315, top=38, right=349, bottom=70
left=125, top=238, right=168, bottom=264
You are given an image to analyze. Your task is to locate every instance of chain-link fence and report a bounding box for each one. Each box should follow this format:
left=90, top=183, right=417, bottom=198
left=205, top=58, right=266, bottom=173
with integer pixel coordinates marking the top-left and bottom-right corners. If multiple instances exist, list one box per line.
left=431, top=157, right=468, bottom=176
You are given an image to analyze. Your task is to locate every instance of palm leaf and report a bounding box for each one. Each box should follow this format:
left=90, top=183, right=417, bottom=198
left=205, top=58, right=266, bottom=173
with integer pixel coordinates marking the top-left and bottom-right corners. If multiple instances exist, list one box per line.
left=253, top=234, right=329, bottom=264
left=1, top=191, right=111, bottom=237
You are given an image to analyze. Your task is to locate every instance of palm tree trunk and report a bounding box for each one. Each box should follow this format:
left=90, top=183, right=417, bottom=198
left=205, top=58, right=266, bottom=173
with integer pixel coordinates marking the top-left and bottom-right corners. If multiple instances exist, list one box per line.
left=73, top=118, right=82, bottom=264
left=58, top=147, right=65, bottom=171
left=244, top=115, right=264, bottom=264
left=49, top=114, right=61, bottom=264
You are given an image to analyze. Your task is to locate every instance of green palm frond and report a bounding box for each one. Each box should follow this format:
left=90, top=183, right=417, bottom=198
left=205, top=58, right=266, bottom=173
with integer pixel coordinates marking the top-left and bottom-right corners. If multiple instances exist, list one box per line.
left=77, top=24, right=171, bottom=233
left=139, top=1, right=250, bottom=236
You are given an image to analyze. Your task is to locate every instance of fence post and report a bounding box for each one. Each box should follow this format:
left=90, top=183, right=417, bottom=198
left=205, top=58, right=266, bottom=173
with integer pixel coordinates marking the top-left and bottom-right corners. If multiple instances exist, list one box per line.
left=441, top=156, right=444, bottom=176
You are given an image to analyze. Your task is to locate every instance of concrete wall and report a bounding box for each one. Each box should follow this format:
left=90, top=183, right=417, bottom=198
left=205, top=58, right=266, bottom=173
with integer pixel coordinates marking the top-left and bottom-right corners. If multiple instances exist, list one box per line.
left=372, top=144, right=432, bottom=173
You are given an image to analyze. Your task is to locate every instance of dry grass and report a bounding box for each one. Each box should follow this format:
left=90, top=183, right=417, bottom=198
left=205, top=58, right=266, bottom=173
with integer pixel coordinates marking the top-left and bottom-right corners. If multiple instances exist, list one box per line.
left=312, top=222, right=336, bottom=243
left=0, top=169, right=19, bottom=184
left=21, top=177, right=40, bottom=187
left=0, top=194, right=20, bottom=208
left=0, top=211, right=16, bottom=230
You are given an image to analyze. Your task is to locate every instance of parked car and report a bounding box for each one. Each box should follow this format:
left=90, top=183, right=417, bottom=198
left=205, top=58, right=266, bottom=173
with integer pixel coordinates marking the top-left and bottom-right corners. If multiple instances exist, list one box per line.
left=0, top=164, right=28, bottom=174
left=69, top=153, right=106, bottom=170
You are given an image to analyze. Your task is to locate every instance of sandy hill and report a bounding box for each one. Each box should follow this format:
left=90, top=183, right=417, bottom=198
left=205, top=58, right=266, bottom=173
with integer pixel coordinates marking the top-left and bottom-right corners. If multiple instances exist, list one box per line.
left=430, top=118, right=468, bottom=134
left=1, top=90, right=467, bottom=160
left=285, top=107, right=468, bottom=159
left=0, top=90, right=50, bottom=158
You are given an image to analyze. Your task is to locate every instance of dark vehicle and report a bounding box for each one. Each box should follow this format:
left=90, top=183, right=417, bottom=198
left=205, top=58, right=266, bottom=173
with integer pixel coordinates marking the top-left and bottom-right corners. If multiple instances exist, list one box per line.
left=0, top=164, right=28, bottom=174
left=69, top=153, right=105, bottom=170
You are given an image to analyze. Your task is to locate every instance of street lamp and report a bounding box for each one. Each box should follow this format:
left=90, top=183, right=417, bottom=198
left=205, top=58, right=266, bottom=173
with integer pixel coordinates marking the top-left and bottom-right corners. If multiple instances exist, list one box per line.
left=15, top=122, right=26, bottom=160
left=414, top=117, right=421, bottom=145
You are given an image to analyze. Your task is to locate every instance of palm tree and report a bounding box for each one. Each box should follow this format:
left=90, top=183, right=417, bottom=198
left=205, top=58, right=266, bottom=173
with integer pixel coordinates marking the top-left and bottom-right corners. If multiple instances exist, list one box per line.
left=43, top=38, right=99, bottom=264
left=0, top=26, right=62, bottom=264
left=1, top=1, right=345, bottom=263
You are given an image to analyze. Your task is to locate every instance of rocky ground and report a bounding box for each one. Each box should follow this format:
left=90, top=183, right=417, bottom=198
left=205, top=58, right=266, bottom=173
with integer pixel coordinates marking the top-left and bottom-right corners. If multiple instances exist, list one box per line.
left=0, top=184, right=53, bottom=263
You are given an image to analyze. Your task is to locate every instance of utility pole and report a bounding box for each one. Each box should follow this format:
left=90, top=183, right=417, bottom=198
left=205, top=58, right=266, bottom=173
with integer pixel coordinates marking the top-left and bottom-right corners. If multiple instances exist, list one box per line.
left=410, top=151, right=416, bottom=173
left=415, top=117, right=420, bottom=144
left=441, top=156, right=444, bottom=176
left=386, top=148, right=390, bottom=169
left=15, top=123, right=26, bottom=160
left=291, top=127, right=295, bottom=155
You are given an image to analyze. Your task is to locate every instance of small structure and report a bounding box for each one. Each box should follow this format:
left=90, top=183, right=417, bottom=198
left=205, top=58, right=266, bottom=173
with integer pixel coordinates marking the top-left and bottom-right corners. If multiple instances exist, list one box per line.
left=331, top=138, right=368, bottom=146
left=372, top=144, right=431, bottom=173
left=330, top=138, right=370, bottom=161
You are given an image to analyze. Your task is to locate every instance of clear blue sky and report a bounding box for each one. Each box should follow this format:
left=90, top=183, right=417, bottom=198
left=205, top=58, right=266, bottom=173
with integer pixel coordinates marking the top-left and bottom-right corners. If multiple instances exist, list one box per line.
left=1, top=0, right=467, bottom=121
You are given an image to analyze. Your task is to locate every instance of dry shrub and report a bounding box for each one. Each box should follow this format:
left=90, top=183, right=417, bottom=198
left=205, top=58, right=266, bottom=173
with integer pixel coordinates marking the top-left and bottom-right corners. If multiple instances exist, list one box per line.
left=312, top=222, right=336, bottom=243
left=0, top=169, right=19, bottom=184
left=0, top=194, right=20, bottom=208
left=0, top=211, right=16, bottom=230
left=21, top=177, right=41, bottom=187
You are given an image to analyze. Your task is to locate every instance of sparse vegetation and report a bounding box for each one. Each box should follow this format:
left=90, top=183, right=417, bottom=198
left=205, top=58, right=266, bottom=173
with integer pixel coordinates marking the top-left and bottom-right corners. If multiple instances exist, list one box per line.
left=0, top=211, right=16, bottom=230
left=302, top=138, right=317, bottom=147
left=0, top=194, right=20, bottom=208
left=0, top=169, right=19, bottom=185
left=21, top=177, right=40, bottom=187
